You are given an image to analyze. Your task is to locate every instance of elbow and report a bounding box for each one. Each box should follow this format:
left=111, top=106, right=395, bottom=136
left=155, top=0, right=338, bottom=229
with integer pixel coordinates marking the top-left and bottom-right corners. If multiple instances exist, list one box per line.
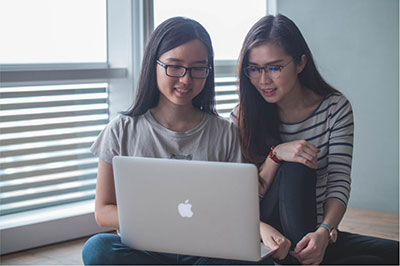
left=94, top=203, right=119, bottom=230
left=94, top=211, right=103, bottom=227
left=94, top=210, right=107, bottom=228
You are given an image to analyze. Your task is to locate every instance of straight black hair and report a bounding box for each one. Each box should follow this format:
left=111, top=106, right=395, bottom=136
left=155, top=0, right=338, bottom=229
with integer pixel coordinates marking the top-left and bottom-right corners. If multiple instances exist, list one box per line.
left=237, top=14, right=338, bottom=164
left=123, top=16, right=217, bottom=116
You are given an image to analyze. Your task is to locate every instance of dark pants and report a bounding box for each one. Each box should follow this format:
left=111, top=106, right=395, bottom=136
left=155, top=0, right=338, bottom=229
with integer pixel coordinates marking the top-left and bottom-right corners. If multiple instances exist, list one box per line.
left=260, top=162, right=399, bottom=265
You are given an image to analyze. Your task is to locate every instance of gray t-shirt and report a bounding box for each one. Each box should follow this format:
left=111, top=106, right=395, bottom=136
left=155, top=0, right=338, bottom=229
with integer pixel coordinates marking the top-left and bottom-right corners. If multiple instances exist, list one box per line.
left=91, top=110, right=242, bottom=164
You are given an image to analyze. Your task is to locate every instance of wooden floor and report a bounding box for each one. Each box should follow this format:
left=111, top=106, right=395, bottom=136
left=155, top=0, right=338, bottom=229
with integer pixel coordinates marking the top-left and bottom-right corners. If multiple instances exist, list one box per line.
left=1, top=208, right=398, bottom=265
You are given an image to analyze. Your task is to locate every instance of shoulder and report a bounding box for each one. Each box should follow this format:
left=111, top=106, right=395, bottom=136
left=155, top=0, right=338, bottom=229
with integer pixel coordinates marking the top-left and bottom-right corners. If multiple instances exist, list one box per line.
left=318, top=93, right=353, bottom=117
left=229, top=105, right=239, bottom=126
left=106, top=114, right=147, bottom=133
left=204, top=113, right=239, bottom=140
left=204, top=113, right=242, bottom=162
left=322, top=93, right=352, bottom=108
left=320, top=93, right=354, bottom=128
left=206, top=113, right=238, bottom=130
left=108, top=114, right=133, bottom=128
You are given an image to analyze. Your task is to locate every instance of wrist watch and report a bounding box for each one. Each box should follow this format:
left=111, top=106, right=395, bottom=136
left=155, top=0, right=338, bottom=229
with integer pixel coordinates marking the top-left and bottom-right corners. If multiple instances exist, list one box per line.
left=318, top=223, right=338, bottom=243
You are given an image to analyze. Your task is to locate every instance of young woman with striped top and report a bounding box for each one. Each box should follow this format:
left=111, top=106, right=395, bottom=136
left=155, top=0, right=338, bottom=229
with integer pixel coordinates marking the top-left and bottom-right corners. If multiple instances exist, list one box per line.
left=232, top=14, right=399, bottom=265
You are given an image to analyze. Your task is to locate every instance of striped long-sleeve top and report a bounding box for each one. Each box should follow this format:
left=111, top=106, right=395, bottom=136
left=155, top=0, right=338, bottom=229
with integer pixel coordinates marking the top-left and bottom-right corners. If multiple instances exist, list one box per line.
left=280, top=93, right=353, bottom=223
left=231, top=93, right=354, bottom=223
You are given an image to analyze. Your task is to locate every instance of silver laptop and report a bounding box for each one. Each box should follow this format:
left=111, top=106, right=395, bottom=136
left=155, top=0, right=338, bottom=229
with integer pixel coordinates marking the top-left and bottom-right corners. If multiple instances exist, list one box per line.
left=112, top=156, right=273, bottom=262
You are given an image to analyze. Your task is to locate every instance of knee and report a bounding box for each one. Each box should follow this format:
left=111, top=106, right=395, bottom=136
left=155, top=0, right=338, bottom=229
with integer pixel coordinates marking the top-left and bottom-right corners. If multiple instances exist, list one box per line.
left=279, top=162, right=316, bottom=180
left=281, top=161, right=314, bottom=173
left=82, top=233, right=116, bottom=265
left=277, top=162, right=316, bottom=190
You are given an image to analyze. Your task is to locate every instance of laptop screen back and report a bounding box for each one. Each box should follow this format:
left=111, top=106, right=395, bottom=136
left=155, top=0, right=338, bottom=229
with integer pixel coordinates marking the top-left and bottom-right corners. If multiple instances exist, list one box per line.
left=113, top=156, right=262, bottom=261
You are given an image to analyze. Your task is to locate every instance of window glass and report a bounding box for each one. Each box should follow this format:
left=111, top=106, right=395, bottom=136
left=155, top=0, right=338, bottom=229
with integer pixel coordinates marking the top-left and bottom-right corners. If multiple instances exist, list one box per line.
left=0, top=0, right=106, bottom=64
left=153, top=0, right=266, bottom=61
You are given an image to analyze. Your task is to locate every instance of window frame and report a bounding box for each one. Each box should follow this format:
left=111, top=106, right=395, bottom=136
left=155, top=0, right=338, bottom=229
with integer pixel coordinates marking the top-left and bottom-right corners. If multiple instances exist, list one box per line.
left=0, top=0, right=275, bottom=254
left=0, top=0, right=147, bottom=254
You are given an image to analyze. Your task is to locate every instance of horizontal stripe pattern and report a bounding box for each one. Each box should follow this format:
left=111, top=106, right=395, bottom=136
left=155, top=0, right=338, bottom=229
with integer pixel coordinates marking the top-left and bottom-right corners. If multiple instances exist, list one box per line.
left=0, top=83, right=108, bottom=215
left=280, top=93, right=353, bottom=223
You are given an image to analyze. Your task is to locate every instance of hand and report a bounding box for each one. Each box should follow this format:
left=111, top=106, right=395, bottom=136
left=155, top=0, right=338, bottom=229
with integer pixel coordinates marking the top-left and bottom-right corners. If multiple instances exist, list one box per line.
left=260, top=222, right=291, bottom=260
left=290, top=228, right=329, bottom=265
left=274, top=140, right=320, bottom=169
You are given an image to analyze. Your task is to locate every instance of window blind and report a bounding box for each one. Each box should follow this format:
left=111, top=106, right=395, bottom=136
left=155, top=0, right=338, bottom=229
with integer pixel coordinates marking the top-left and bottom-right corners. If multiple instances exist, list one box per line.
left=0, top=83, right=109, bottom=216
left=215, top=76, right=239, bottom=118
left=0, top=77, right=238, bottom=217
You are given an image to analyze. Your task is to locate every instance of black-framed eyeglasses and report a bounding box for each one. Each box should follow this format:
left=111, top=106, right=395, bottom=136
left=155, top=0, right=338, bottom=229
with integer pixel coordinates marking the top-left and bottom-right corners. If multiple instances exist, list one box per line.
left=156, top=60, right=211, bottom=79
left=244, top=59, right=294, bottom=80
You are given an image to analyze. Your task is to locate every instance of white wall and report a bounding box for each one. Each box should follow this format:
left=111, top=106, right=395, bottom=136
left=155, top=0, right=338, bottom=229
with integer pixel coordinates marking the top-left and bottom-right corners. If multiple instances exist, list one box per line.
left=277, top=0, right=399, bottom=212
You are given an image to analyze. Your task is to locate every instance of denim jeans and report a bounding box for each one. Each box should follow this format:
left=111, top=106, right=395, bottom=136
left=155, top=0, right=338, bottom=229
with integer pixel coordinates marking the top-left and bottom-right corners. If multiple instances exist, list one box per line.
left=260, top=162, right=399, bottom=265
left=82, top=233, right=275, bottom=265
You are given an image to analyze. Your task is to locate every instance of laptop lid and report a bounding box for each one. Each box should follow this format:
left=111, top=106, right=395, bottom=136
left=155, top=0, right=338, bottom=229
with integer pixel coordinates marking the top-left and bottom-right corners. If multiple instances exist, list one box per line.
left=113, top=156, right=273, bottom=262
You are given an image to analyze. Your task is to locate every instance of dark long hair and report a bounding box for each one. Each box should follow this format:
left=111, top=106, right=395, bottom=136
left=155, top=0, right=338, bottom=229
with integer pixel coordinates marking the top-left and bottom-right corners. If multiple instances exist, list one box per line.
left=237, top=14, right=338, bottom=164
left=123, top=17, right=216, bottom=116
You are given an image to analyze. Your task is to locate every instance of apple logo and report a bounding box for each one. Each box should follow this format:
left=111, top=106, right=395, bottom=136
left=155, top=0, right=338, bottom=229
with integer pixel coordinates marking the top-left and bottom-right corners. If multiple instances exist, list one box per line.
left=177, top=200, right=193, bottom=218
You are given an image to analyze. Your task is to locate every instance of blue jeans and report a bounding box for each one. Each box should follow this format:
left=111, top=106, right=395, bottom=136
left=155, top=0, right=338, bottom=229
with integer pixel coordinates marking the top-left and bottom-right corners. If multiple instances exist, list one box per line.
left=82, top=233, right=274, bottom=265
left=260, top=162, right=399, bottom=265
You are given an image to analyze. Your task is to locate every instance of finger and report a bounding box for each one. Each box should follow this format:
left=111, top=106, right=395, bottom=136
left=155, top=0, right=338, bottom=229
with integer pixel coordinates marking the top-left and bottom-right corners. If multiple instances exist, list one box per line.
left=302, top=156, right=318, bottom=169
left=293, top=153, right=314, bottom=168
left=304, top=141, right=320, bottom=153
left=294, top=236, right=310, bottom=253
left=302, top=145, right=319, bottom=159
left=300, top=148, right=319, bottom=164
left=295, top=140, right=318, bottom=152
left=296, top=244, right=315, bottom=260
left=273, top=238, right=291, bottom=260
left=282, top=242, right=291, bottom=259
left=297, top=150, right=315, bottom=162
left=273, top=249, right=286, bottom=260
left=301, top=155, right=318, bottom=169
left=296, top=158, right=317, bottom=169
left=309, top=159, right=318, bottom=169
left=292, top=146, right=318, bottom=165
left=289, top=251, right=304, bottom=264
left=263, top=236, right=279, bottom=251
left=274, top=245, right=290, bottom=260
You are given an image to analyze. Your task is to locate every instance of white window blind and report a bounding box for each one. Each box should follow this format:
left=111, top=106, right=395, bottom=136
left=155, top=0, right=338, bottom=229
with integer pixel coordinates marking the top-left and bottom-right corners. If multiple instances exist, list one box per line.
left=0, top=83, right=109, bottom=215
left=215, top=77, right=239, bottom=118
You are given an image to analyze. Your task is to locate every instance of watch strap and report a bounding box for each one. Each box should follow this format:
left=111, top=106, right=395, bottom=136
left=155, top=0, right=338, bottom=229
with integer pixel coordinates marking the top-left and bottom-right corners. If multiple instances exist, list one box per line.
left=319, top=223, right=333, bottom=232
left=318, top=223, right=337, bottom=243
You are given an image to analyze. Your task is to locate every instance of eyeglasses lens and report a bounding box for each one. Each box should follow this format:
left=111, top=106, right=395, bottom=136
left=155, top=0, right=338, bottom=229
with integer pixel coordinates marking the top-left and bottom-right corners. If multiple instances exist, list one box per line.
left=245, top=67, right=281, bottom=80
left=166, top=66, right=208, bottom=79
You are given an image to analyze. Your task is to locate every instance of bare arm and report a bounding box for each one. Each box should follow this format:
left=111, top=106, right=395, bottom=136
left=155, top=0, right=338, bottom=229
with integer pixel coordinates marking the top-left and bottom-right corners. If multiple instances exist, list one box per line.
left=260, top=221, right=291, bottom=260
left=258, top=140, right=319, bottom=195
left=321, top=199, right=346, bottom=229
left=258, top=157, right=280, bottom=195
left=94, top=159, right=119, bottom=230
left=291, top=200, right=346, bottom=265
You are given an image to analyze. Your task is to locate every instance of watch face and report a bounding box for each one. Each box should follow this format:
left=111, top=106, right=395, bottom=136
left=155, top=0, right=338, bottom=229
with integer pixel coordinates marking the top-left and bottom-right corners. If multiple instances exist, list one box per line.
left=330, top=229, right=338, bottom=243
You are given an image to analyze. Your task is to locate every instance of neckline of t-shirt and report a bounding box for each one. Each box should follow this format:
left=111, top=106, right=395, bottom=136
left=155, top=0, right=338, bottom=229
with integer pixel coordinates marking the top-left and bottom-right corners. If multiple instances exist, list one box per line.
left=144, top=110, right=209, bottom=137
left=280, top=93, right=335, bottom=126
